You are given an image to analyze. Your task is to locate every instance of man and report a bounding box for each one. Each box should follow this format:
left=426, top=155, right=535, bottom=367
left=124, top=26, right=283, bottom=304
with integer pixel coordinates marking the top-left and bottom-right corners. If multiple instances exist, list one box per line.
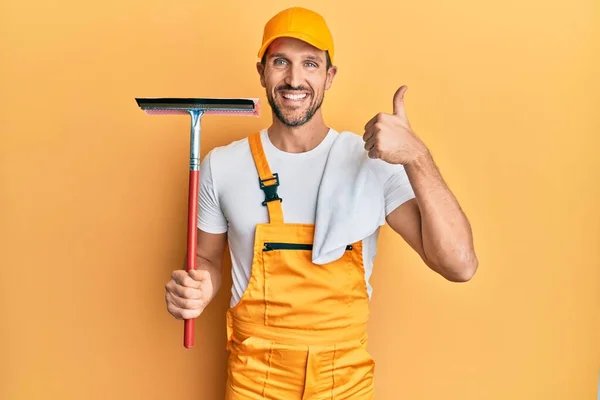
left=165, top=6, right=478, bottom=399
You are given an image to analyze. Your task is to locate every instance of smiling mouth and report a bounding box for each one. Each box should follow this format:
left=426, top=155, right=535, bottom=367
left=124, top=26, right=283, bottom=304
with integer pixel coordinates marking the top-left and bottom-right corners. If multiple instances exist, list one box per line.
left=280, top=92, right=308, bottom=101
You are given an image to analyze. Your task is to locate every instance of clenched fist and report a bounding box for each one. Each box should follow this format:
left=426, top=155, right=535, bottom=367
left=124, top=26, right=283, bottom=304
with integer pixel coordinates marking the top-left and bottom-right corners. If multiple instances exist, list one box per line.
left=165, top=269, right=217, bottom=320
left=363, top=85, right=429, bottom=165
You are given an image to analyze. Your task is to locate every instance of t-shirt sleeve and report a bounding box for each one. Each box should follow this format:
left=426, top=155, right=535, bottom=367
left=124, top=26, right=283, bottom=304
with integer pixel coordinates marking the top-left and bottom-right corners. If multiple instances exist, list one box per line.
left=382, top=163, right=416, bottom=216
left=196, top=150, right=228, bottom=234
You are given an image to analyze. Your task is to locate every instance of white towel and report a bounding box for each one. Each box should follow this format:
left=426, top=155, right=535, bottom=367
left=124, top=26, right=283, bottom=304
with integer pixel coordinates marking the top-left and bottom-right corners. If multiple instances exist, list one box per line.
left=311, top=131, right=388, bottom=264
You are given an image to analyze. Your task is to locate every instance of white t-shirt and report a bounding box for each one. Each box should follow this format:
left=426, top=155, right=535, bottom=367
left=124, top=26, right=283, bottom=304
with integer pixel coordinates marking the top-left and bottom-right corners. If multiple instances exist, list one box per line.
left=197, top=128, right=415, bottom=307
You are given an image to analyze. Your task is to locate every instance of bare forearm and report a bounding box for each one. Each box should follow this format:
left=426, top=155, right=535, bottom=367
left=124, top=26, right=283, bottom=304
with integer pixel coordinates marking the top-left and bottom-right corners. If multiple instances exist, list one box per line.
left=200, top=256, right=223, bottom=293
left=404, top=151, right=478, bottom=281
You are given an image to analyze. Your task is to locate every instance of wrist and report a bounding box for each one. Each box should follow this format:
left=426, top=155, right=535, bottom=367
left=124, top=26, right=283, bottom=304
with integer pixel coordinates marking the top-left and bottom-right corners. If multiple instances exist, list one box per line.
left=405, top=148, right=433, bottom=171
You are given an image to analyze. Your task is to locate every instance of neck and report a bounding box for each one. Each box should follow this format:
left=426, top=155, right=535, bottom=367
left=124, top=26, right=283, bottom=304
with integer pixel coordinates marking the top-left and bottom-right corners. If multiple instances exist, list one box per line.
left=267, top=110, right=330, bottom=153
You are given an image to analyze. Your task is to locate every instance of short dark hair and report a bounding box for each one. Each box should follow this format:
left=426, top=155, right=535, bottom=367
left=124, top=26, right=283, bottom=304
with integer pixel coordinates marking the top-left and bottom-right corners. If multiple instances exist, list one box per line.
left=261, top=50, right=333, bottom=70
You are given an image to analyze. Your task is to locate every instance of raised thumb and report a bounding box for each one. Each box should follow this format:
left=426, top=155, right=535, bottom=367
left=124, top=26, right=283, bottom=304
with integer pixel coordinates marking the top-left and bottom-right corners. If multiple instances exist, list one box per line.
left=393, top=85, right=408, bottom=117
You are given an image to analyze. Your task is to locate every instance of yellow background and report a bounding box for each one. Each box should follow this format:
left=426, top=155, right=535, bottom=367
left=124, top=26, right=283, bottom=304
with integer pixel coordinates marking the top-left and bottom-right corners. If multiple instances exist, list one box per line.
left=2, top=0, right=599, bottom=399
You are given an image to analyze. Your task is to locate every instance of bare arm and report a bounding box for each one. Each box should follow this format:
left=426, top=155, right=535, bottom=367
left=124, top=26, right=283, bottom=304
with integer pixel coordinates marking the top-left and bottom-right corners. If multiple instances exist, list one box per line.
left=363, top=85, right=478, bottom=282
left=386, top=152, right=478, bottom=282
left=183, top=228, right=228, bottom=295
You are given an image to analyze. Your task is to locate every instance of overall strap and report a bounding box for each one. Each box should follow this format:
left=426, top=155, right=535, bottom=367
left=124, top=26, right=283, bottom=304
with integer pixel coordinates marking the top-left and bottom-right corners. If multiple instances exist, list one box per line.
left=248, top=132, right=284, bottom=224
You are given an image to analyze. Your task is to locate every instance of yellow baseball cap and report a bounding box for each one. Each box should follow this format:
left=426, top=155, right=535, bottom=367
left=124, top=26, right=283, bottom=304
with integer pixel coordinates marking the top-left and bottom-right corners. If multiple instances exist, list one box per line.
left=257, top=7, right=335, bottom=64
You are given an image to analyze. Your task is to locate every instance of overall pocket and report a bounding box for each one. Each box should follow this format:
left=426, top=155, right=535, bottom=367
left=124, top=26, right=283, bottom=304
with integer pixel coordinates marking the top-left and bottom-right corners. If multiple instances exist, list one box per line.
left=227, top=336, right=273, bottom=398
left=261, top=242, right=356, bottom=329
left=331, top=339, right=376, bottom=399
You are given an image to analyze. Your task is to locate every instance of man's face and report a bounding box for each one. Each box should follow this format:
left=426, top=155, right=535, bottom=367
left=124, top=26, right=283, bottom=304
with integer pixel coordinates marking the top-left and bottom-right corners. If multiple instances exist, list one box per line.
left=257, top=37, right=337, bottom=127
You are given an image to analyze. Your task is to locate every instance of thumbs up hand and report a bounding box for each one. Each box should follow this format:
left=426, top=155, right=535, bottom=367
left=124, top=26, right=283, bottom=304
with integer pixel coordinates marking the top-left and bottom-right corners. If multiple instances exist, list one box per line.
left=363, top=85, right=428, bottom=165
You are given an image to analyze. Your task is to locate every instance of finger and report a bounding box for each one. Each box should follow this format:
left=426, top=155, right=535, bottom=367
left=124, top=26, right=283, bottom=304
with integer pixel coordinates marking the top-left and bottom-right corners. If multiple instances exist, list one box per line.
left=167, top=302, right=201, bottom=320
left=363, top=123, right=382, bottom=145
left=188, top=268, right=211, bottom=283
left=179, top=309, right=201, bottom=320
left=166, top=290, right=204, bottom=311
left=166, top=301, right=184, bottom=319
left=363, top=112, right=389, bottom=136
left=172, top=270, right=202, bottom=289
left=166, top=279, right=203, bottom=300
left=363, top=128, right=374, bottom=144
left=363, top=114, right=378, bottom=133
left=364, top=136, right=377, bottom=153
left=363, top=135, right=381, bottom=158
left=367, top=147, right=381, bottom=159
left=393, top=85, right=408, bottom=119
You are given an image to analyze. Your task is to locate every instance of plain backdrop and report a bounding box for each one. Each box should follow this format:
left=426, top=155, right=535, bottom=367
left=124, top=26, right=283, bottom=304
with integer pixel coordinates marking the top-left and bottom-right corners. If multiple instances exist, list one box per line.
left=1, top=0, right=599, bottom=399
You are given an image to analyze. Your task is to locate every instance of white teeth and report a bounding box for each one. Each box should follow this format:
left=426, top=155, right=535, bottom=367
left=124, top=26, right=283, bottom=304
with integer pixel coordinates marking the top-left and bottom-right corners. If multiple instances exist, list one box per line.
left=282, top=93, right=307, bottom=100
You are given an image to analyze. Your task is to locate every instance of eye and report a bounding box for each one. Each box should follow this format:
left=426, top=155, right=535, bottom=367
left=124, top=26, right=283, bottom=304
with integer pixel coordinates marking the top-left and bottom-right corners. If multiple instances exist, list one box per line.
left=274, top=58, right=287, bottom=65
left=305, top=61, right=318, bottom=68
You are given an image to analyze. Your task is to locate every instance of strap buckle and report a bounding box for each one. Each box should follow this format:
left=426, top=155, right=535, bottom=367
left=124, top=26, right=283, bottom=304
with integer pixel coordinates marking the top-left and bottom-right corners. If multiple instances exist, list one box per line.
left=259, top=173, right=283, bottom=206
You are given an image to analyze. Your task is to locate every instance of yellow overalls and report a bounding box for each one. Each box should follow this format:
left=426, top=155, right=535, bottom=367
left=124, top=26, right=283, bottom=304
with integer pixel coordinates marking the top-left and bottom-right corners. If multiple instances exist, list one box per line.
left=224, top=132, right=375, bottom=399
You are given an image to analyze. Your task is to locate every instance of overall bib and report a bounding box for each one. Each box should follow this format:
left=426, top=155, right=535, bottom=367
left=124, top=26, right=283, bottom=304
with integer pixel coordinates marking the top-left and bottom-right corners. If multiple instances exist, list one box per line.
left=224, top=132, right=375, bottom=399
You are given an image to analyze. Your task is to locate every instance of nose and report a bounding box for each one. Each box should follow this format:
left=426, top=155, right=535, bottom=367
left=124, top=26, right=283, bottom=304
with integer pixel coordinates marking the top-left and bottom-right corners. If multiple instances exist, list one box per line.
left=284, top=63, right=303, bottom=89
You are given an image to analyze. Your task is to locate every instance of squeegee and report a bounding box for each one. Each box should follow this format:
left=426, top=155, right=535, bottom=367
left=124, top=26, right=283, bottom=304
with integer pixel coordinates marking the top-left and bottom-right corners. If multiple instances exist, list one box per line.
left=135, top=97, right=260, bottom=348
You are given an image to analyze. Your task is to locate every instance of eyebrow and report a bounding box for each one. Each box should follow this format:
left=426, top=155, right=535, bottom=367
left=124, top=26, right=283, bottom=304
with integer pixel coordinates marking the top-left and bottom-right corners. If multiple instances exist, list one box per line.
left=269, top=52, right=323, bottom=62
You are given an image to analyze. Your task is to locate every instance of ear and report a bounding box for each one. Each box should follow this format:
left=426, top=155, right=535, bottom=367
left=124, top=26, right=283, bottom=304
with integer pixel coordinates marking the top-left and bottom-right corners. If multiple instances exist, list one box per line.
left=256, top=62, right=266, bottom=88
left=324, top=65, right=338, bottom=90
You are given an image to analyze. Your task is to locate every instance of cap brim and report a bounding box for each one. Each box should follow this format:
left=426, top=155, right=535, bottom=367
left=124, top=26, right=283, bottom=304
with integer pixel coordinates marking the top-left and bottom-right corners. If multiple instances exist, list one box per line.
left=257, top=32, right=329, bottom=59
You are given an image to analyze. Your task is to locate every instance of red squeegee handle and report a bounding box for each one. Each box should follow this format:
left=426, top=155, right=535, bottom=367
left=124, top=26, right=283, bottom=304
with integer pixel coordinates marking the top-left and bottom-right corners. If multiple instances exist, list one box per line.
left=184, top=110, right=202, bottom=349
left=184, top=169, right=199, bottom=349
